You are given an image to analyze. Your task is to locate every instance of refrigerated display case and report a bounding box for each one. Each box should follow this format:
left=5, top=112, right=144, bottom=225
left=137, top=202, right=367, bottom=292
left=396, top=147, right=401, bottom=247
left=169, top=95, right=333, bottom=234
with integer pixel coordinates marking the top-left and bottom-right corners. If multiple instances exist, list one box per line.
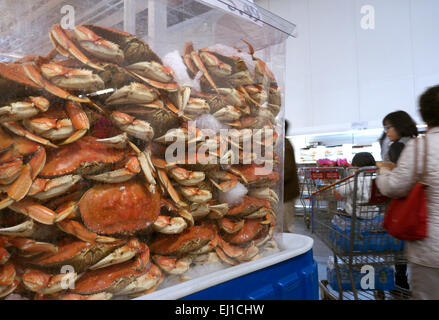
left=0, top=0, right=318, bottom=300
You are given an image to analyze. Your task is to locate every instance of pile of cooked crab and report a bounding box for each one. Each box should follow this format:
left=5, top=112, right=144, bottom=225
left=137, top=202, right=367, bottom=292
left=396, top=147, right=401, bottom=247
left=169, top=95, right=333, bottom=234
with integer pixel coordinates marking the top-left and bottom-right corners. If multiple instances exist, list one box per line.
left=0, top=24, right=282, bottom=300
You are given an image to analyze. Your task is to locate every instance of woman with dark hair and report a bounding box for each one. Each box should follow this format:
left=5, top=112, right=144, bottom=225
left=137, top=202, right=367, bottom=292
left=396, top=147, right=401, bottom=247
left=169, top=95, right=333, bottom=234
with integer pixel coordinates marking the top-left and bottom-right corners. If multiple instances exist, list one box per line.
left=381, top=110, right=418, bottom=293
left=377, top=85, right=439, bottom=299
left=351, top=152, right=376, bottom=167
left=382, top=110, right=418, bottom=164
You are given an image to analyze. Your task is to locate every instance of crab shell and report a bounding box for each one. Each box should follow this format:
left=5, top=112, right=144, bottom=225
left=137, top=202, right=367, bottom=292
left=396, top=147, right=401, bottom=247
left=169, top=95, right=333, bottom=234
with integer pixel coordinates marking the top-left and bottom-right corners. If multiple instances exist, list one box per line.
left=39, top=136, right=126, bottom=178
left=149, top=226, right=214, bottom=256
left=26, top=241, right=123, bottom=273
left=78, top=180, right=161, bottom=236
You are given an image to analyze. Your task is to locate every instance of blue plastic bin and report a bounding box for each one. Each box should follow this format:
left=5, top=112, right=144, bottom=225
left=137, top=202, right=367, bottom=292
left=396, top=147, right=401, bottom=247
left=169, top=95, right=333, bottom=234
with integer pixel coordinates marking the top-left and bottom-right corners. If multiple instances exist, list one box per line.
left=136, top=233, right=319, bottom=300
left=329, top=215, right=404, bottom=253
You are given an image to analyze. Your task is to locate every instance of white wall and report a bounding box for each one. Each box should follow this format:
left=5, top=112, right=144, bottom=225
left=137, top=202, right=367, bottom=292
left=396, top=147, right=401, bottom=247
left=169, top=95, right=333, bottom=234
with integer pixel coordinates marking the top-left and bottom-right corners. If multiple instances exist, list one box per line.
left=255, top=0, right=439, bottom=135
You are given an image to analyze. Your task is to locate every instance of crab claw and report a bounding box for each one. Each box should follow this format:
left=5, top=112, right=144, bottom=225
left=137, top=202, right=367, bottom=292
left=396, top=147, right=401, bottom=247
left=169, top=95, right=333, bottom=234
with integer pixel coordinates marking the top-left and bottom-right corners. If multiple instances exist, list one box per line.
left=153, top=216, right=187, bottom=234
left=180, top=186, right=212, bottom=204
left=111, top=111, right=154, bottom=142
left=49, top=24, right=105, bottom=71
left=199, top=51, right=232, bottom=78
left=28, top=175, right=82, bottom=200
left=152, top=255, right=192, bottom=275
left=22, top=268, right=78, bottom=294
left=86, top=155, right=140, bottom=184
left=22, top=63, right=94, bottom=103
left=126, top=61, right=175, bottom=83
left=248, top=187, right=279, bottom=205
left=0, top=97, right=50, bottom=123
left=213, top=105, right=242, bottom=121
left=96, top=133, right=128, bottom=149
left=72, top=25, right=125, bottom=64
left=128, top=70, right=179, bottom=92
left=106, top=83, right=159, bottom=105
left=41, top=63, right=105, bottom=92
left=89, top=238, right=143, bottom=270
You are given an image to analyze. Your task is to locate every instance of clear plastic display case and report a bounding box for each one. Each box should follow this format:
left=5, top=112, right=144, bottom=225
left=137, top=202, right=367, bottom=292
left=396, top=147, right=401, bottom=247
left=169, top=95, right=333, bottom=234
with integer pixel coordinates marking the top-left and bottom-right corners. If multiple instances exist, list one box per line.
left=0, top=0, right=297, bottom=300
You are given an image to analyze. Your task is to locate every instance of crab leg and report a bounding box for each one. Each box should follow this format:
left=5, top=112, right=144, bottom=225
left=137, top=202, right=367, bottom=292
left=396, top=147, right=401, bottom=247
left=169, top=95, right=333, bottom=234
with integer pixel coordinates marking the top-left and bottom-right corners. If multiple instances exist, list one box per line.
left=128, top=141, right=156, bottom=187
left=9, top=200, right=57, bottom=225
left=7, top=238, right=58, bottom=256
left=0, top=220, right=35, bottom=237
left=0, top=147, right=46, bottom=209
left=2, top=121, right=58, bottom=148
left=59, top=101, right=90, bottom=145
left=156, top=168, right=187, bottom=208
left=56, top=219, right=119, bottom=243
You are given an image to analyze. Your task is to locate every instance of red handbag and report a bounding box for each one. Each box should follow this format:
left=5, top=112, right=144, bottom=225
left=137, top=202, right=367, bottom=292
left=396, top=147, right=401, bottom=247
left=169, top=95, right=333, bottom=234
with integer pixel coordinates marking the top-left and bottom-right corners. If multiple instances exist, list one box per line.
left=383, top=136, right=428, bottom=240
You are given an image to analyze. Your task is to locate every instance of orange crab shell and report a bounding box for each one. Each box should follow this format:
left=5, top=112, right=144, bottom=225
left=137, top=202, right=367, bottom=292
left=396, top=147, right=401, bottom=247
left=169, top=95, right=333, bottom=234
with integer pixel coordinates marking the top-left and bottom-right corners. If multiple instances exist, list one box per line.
left=221, top=219, right=265, bottom=245
left=39, top=136, right=126, bottom=178
left=79, top=180, right=161, bottom=236
left=149, top=226, right=214, bottom=256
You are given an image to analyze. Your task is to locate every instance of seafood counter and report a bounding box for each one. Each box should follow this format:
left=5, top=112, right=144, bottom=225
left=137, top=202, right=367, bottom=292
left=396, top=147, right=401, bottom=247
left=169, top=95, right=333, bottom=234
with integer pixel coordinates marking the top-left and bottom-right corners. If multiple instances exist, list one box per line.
left=0, top=24, right=283, bottom=300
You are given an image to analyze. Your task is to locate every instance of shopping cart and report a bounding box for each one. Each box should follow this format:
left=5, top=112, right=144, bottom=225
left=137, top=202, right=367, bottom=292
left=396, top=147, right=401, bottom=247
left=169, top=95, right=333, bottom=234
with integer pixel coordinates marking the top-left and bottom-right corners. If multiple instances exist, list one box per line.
left=299, top=167, right=346, bottom=229
left=311, top=167, right=409, bottom=300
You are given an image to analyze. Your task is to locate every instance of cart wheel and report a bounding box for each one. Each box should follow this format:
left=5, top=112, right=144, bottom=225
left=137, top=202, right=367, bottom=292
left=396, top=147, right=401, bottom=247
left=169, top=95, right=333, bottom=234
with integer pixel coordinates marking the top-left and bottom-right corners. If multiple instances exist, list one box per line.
left=373, top=290, right=385, bottom=300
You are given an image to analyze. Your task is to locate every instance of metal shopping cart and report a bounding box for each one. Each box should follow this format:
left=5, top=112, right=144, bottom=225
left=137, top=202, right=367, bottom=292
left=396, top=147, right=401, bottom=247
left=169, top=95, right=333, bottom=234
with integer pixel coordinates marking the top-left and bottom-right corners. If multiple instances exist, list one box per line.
left=299, top=167, right=346, bottom=229
left=311, top=167, right=409, bottom=300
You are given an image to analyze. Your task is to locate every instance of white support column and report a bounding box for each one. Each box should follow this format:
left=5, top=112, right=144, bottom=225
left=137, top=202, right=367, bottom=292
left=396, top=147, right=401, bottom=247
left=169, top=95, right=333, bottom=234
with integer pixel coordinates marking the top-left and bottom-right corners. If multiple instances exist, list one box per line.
left=147, top=0, right=167, bottom=51
left=124, top=0, right=136, bottom=34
